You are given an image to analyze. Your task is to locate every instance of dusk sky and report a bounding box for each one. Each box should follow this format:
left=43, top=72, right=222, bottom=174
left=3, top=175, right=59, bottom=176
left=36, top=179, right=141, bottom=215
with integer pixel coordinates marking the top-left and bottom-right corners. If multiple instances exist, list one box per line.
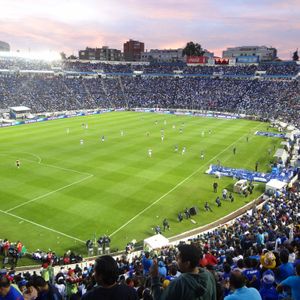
left=0, top=0, right=299, bottom=59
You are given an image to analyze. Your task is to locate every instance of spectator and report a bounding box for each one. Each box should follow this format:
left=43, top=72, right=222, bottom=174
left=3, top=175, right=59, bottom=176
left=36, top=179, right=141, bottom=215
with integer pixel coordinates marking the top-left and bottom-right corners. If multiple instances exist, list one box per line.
left=224, top=270, right=261, bottom=300
left=151, top=244, right=217, bottom=300
left=81, top=255, right=138, bottom=300
left=277, top=263, right=300, bottom=300
left=0, top=276, right=24, bottom=300
left=30, top=276, right=62, bottom=300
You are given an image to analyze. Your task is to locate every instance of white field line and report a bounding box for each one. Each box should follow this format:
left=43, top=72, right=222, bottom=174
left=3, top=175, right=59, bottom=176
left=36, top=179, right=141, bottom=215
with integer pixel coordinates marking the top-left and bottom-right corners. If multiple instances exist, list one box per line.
left=0, top=209, right=85, bottom=243
left=5, top=174, right=93, bottom=213
left=0, top=152, right=92, bottom=177
left=109, top=123, right=262, bottom=237
left=21, top=152, right=42, bottom=163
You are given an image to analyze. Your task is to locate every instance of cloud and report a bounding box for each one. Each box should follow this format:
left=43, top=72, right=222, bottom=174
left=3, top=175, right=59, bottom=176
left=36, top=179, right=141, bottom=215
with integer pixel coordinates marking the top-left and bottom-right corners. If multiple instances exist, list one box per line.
left=0, top=0, right=299, bottom=59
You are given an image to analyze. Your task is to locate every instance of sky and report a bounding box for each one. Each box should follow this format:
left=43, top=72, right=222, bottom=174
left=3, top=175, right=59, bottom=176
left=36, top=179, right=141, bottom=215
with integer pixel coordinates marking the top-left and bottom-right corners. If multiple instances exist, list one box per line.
left=0, top=0, right=299, bottom=59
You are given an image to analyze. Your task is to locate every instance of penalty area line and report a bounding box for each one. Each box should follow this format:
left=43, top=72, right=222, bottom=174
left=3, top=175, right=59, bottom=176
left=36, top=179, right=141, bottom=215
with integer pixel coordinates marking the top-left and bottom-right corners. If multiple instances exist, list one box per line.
left=0, top=209, right=85, bottom=244
left=5, top=174, right=94, bottom=213
left=109, top=123, right=262, bottom=237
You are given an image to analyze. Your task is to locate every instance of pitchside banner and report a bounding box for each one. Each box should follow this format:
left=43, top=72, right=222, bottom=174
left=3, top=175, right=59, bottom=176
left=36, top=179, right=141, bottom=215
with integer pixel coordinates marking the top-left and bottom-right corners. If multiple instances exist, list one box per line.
left=186, top=56, right=208, bottom=64
left=215, top=58, right=229, bottom=65
left=236, top=56, right=259, bottom=63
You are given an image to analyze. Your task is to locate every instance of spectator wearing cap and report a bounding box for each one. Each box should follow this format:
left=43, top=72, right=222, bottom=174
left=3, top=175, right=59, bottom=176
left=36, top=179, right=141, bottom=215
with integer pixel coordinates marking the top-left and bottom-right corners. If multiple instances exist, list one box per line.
left=277, top=263, right=300, bottom=300
left=81, top=255, right=138, bottom=300
left=40, top=264, right=49, bottom=283
left=66, top=269, right=80, bottom=298
left=224, top=270, right=262, bottom=300
left=259, top=270, right=278, bottom=300
left=54, top=276, right=65, bottom=299
left=17, top=280, right=27, bottom=295
left=0, top=276, right=24, bottom=300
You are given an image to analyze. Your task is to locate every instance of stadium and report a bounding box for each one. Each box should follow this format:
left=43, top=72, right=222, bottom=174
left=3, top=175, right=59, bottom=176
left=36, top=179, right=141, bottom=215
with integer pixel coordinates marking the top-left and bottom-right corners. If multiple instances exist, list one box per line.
left=0, top=56, right=300, bottom=299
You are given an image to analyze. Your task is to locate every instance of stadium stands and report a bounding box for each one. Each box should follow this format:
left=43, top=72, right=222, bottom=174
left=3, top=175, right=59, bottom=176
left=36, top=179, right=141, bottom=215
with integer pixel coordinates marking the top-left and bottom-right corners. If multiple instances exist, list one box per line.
left=0, top=59, right=300, bottom=299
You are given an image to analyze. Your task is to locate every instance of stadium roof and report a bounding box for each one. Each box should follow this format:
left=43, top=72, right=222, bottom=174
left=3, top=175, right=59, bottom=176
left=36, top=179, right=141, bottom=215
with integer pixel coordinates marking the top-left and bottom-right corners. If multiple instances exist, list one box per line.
left=9, top=106, right=31, bottom=112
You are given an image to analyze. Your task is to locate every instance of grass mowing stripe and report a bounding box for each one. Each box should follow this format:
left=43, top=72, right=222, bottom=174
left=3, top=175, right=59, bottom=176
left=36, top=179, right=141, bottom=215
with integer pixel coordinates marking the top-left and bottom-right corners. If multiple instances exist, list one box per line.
left=0, top=209, right=85, bottom=243
left=109, top=122, right=262, bottom=237
left=5, top=174, right=94, bottom=213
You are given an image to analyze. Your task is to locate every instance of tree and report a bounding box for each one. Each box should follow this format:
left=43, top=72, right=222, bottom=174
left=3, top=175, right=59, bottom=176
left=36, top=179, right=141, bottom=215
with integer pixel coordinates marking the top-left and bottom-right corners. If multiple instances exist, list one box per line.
left=68, top=54, right=78, bottom=60
left=292, top=49, right=299, bottom=61
left=182, top=42, right=205, bottom=57
left=60, top=52, right=67, bottom=60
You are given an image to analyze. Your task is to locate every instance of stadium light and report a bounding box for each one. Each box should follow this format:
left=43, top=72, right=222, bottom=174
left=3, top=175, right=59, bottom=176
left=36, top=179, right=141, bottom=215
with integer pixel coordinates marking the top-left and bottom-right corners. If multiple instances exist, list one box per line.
left=0, top=50, right=61, bottom=61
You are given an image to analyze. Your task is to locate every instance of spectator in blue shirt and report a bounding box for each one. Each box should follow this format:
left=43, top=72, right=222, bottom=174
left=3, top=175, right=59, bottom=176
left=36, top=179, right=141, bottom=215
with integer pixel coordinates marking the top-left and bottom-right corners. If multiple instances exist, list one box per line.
left=277, top=264, right=300, bottom=300
left=142, top=252, right=153, bottom=276
left=0, top=276, right=24, bottom=300
left=259, top=270, right=279, bottom=300
left=225, top=270, right=262, bottom=300
left=275, top=249, right=295, bottom=283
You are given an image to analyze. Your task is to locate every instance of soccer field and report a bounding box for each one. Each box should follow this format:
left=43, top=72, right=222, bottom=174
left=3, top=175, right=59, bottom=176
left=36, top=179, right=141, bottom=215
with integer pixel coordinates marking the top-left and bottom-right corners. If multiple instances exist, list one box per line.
left=0, top=111, right=280, bottom=255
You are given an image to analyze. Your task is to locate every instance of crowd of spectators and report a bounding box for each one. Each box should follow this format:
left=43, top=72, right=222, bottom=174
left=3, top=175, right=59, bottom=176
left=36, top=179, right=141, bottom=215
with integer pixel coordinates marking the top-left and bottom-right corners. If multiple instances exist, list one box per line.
left=0, top=180, right=299, bottom=299
left=1, top=74, right=299, bottom=127
left=1, top=60, right=300, bottom=299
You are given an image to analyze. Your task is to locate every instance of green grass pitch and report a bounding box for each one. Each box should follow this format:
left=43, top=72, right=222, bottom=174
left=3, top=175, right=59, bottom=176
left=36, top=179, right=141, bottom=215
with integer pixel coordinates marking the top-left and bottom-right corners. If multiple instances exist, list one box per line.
left=0, top=111, right=281, bottom=256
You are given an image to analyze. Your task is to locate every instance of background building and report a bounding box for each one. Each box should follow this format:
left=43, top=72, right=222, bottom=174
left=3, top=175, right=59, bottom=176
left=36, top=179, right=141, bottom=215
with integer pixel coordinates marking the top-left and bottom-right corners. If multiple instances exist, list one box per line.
left=222, top=46, right=277, bottom=62
left=0, top=41, right=10, bottom=52
left=141, top=49, right=184, bottom=62
left=79, top=46, right=122, bottom=61
left=123, top=39, right=144, bottom=61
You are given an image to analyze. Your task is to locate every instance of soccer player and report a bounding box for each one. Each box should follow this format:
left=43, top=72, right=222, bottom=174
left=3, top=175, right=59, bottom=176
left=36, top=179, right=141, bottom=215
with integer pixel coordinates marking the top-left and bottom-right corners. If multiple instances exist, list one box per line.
left=101, top=136, right=105, bottom=142
left=16, top=160, right=20, bottom=168
left=205, top=202, right=212, bottom=212
left=182, top=147, right=186, bottom=155
left=174, top=145, right=178, bottom=152
left=213, top=182, right=218, bottom=193
left=161, top=135, right=164, bottom=142
left=80, top=139, right=84, bottom=145
left=200, top=151, right=204, bottom=160
left=163, top=219, right=170, bottom=231
left=178, top=212, right=183, bottom=222
left=179, top=128, right=183, bottom=134
left=148, top=149, right=152, bottom=157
